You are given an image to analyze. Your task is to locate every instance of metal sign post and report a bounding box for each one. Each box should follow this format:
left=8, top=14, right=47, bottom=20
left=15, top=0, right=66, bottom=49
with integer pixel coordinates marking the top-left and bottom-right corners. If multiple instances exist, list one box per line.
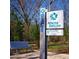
left=45, top=12, right=47, bottom=59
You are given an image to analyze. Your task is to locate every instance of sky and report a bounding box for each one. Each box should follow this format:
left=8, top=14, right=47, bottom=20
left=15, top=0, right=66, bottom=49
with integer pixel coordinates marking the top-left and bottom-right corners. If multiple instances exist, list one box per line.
left=10, top=0, right=69, bottom=26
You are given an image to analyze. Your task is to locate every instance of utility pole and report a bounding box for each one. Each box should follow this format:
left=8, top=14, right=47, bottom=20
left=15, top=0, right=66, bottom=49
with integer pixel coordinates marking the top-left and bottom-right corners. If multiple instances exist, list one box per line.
left=40, top=8, right=47, bottom=59
left=40, top=0, right=54, bottom=59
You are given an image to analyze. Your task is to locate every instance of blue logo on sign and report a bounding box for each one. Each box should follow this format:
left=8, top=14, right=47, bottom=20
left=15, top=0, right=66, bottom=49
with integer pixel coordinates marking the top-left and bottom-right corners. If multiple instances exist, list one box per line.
left=50, top=13, right=58, bottom=20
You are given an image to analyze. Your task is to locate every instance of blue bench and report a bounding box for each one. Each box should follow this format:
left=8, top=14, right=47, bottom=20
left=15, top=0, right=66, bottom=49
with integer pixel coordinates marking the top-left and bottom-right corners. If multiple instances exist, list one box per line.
left=10, top=41, right=32, bottom=54
left=10, top=41, right=30, bottom=49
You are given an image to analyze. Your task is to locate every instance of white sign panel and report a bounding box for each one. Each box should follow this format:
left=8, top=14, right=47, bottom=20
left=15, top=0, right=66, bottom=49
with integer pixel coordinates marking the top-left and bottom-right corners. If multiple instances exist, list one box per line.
left=46, top=10, right=64, bottom=36
left=46, top=30, right=63, bottom=36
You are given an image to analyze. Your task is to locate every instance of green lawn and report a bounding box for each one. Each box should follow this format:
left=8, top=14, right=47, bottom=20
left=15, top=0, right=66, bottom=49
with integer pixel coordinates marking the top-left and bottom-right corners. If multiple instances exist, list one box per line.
left=48, top=42, right=69, bottom=54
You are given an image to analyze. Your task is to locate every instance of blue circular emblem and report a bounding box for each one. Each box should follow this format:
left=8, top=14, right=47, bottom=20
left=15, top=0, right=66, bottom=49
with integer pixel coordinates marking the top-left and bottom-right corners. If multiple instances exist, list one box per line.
left=50, top=12, right=58, bottom=20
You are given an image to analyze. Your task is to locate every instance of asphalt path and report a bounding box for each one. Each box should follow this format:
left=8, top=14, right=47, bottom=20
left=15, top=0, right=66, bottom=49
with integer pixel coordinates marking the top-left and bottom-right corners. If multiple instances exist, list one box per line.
left=10, top=51, right=69, bottom=59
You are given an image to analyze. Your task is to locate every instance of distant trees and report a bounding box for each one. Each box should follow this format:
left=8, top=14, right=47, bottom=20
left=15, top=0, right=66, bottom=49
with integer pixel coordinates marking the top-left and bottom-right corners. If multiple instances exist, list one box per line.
left=10, top=0, right=40, bottom=42
left=10, top=11, right=24, bottom=41
left=29, top=23, right=40, bottom=48
left=10, top=0, right=31, bottom=41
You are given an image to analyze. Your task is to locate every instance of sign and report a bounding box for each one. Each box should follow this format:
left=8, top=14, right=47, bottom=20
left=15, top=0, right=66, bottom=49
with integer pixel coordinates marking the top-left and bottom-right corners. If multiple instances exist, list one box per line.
left=46, top=30, right=63, bottom=36
left=46, top=10, right=64, bottom=36
left=40, top=8, right=47, bottom=15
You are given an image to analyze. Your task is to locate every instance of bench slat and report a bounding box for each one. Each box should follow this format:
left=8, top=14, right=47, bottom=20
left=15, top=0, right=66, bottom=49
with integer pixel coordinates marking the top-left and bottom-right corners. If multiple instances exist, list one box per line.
left=10, top=41, right=30, bottom=49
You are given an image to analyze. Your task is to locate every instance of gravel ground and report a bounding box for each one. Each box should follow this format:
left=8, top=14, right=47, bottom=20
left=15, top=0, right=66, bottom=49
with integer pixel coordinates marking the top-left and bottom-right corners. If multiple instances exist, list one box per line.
left=10, top=51, right=69, bottom=59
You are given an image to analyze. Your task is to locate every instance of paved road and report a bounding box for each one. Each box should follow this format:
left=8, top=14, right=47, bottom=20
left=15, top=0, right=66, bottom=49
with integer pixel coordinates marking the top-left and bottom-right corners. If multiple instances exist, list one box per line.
left=10, top=51, right=69, bottom=59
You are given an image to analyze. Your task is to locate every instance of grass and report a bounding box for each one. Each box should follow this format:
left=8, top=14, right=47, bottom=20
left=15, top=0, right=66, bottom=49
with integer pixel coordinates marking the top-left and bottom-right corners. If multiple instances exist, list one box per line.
left=48, top=45, right=68, bottom=50
left=48, top=42, right=69, bottom=54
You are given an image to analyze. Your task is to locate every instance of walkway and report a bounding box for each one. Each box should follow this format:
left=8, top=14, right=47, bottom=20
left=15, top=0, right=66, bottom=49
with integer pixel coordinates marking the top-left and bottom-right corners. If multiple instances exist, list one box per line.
left=10, top=51, right=69, bottom=59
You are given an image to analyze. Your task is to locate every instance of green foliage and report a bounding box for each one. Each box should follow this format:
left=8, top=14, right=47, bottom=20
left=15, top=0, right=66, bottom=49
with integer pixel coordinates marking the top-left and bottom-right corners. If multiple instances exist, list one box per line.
left=14, top=34, right=20, bottom=41
left=28, top=23, right=40, bottom=48
left=29, top=24, right=39, bottom=41
left=10, top=11, right=24, bottom=41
